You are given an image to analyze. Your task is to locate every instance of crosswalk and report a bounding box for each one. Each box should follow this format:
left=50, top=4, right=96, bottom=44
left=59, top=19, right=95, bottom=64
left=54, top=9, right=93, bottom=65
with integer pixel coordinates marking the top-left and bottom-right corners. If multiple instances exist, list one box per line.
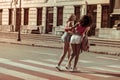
left=0, top=57, right=119, bottom=80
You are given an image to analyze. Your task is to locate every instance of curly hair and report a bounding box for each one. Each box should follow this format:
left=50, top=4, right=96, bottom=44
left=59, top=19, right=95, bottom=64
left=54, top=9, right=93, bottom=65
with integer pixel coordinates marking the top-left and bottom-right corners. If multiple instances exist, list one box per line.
left=80, top=15, right=92, bottom=27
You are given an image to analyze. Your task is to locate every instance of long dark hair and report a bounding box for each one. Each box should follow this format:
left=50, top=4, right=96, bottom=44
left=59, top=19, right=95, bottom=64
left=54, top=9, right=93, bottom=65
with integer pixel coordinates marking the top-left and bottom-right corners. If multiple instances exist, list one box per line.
left=80, top=15, right=92, bottom=27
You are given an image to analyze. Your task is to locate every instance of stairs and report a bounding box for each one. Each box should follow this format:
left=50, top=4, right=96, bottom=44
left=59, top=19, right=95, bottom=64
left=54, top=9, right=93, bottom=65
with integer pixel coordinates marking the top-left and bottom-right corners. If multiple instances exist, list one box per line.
left=0, top=32, right=61, bottom=42
left=0, top=32, right=120, bottom=48
left=22, top=34, right=61, bottom=42
left=89, top=38, right=120, bottom=48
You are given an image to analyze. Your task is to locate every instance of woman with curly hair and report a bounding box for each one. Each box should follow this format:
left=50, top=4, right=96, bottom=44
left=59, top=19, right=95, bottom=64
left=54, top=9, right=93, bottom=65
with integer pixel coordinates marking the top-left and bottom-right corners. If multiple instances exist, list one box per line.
left=66, top=15, right=92, bottom=71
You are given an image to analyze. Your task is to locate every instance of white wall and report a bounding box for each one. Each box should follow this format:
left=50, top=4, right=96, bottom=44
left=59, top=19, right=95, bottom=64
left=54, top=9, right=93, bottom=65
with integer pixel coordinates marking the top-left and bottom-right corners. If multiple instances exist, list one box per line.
left=2, top=9, right=8, bottom=25
left=0, top=0, right=110, bottom=33
left=29, top=8, right=37, bottom=25
left=86, top=0, right=109, bottom=4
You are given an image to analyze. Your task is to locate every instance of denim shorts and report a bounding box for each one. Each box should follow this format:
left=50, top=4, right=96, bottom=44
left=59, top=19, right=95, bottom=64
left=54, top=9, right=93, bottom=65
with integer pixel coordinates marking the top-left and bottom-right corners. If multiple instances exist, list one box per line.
left=61, top=32, right=72, bottom=42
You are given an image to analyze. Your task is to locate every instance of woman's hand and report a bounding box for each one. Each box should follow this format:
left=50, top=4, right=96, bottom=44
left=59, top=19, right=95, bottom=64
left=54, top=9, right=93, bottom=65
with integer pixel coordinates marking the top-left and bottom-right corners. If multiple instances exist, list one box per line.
left=65, top=27, right=73, bottom=32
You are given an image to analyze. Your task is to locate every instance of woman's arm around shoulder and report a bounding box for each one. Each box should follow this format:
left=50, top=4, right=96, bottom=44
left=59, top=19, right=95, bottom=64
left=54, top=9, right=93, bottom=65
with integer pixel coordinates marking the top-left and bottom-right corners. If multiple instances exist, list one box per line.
left=86, top=26, right=90, bottom=35
left=83, top=26, right=90, bottom=37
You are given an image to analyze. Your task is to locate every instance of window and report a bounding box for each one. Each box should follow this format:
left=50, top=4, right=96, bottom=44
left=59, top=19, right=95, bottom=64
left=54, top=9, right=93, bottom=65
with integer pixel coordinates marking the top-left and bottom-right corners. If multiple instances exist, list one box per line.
left=74, top=6, right=81, bottom=22
left=101, top=5, right=109, bottom=28
left=9, top=9, right=12, bottom=25
left=57, top=7, right=63, bottom=26
left=37, top=8, right=42, bottom=25
left=24, top=8, right=29, bottom=25
left=0, top=10, right=2, bottom=25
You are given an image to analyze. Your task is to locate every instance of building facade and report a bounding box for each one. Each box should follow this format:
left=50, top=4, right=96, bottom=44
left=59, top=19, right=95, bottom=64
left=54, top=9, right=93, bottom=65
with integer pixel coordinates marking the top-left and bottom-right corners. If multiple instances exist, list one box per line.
left=0, top=0, right=110, bottom=35
left=110, top=0, right=120, bottom=28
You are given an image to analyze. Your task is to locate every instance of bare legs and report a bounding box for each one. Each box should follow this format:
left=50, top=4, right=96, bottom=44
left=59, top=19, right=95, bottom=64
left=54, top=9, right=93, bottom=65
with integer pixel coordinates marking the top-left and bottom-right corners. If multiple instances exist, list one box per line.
left=57, top=42, right=71, bottom=66
left=73, top=44, right=81, bottom=69
left=66, top=44, right=75, bottom=68
left=66, top=44, right=81, bottom=71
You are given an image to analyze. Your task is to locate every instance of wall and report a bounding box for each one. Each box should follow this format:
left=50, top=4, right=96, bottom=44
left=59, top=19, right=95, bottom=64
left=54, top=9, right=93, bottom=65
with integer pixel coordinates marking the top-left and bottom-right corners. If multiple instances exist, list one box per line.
left=0, top=0, right=110, bottom=34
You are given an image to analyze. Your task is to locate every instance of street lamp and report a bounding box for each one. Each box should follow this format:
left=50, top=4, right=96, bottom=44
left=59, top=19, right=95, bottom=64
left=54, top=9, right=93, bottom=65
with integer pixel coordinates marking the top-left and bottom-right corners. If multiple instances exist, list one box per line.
left=17, top=0, right=21, bottom=41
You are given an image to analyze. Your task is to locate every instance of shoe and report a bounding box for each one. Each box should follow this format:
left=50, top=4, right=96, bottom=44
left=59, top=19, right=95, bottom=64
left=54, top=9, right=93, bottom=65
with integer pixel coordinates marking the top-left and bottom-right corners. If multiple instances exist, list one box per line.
left=65, top=64, right=72, bottom=70
left=71, top=67, right=78, bottom=72
left=56, top=66, right=62, bottom=71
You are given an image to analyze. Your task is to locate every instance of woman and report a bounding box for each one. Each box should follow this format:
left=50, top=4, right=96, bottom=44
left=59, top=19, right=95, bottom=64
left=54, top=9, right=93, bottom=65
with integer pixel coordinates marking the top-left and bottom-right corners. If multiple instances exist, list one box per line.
left=66, top=15, right=92, bottom=71
left=56, top=14, right=76, bottom=71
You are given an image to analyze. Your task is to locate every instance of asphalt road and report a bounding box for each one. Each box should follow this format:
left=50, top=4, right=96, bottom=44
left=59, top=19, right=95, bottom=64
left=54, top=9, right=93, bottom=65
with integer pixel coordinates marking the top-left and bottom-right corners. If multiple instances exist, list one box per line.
left=0, top=43, right=119, bottom=80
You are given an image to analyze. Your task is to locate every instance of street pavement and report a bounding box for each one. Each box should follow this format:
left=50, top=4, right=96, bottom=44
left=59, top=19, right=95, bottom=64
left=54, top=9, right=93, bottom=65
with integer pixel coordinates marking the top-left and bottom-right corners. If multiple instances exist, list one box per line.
left=0, top=56, right=120, bottom=80
left=0, top=43, right=119, bottom=80
left=0, top=32, right=120, bottom=56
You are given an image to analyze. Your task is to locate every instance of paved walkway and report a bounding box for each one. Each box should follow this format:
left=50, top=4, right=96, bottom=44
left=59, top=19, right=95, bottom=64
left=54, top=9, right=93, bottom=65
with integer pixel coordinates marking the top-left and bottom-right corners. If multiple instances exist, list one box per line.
left=0, top=37, right=120, bottom=56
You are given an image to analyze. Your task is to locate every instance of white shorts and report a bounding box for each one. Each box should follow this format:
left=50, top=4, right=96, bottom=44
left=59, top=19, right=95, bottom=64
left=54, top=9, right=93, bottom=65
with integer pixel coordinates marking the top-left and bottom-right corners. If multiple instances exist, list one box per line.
left=70, top=34, right=81, bottom=44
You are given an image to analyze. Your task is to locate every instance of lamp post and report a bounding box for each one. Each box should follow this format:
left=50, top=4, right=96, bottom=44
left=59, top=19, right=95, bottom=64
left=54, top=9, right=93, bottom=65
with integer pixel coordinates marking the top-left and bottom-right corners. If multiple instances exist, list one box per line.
left=17, top=0, right=21, bottom=41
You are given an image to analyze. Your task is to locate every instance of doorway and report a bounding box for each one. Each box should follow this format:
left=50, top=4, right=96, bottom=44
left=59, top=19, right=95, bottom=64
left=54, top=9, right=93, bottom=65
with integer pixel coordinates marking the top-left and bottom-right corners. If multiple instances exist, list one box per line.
left=87, top=5, right=97, bottom=36
left=16, top=8, right=21, bottom=31
left=46, top=7, right=53, bottom=34
left=0, top=10, right=2, bottom=25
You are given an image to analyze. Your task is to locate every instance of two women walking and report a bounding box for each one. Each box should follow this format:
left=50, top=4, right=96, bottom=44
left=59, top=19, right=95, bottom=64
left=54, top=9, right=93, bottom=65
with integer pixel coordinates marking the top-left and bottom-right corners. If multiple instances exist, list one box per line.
left=56, top=14, right=76, bottom=71
left=56, top=14, right=92, bottom=72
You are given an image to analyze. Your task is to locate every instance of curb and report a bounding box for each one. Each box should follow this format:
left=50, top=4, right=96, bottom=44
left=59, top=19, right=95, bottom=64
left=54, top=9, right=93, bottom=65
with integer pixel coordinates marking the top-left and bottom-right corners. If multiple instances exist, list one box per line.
left=0, top=40, right=120, bottom=56
left=89, top=50, right=120, bottom=56
left=0, top=40, right=63, bottom=49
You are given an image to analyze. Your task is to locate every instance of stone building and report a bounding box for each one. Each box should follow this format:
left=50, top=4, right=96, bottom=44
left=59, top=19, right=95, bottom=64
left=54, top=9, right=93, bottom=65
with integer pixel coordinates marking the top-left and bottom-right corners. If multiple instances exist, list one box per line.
left=110, top=0, right=120, bottom=28
left=96, top=0, right=120, bottom=40
left=0, top=0, right=110, bottom=35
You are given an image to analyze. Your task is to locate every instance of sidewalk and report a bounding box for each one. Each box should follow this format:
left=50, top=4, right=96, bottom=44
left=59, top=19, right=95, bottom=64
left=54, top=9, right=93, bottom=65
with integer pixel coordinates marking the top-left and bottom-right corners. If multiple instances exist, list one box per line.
left=0, top=37, right=120, bottom=56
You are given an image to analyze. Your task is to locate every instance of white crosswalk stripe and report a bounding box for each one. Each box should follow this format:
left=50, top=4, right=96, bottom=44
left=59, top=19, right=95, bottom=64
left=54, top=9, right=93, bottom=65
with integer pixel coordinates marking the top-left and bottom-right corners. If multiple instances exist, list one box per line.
left=0, top=58, right=89, bottom=80
left=42, top=59, right=120, bottom=78
left=86, top=66, right=120, bottom=73
left=22, top=59, right=119, bottom=78
left=21, top=60, right=113, bottom=78
left=0, top=57, right=119, bottom=80
left=97, top=56, right=119, bottom=61
left=107, top=65, right=120, bottom=69
left=0, top=67, right=48, bottom=80
left=44, top=59, right=93, bottom=64
left=88, top=73, right=112, bottom=78
left=21, top=59, right=55, bottom=67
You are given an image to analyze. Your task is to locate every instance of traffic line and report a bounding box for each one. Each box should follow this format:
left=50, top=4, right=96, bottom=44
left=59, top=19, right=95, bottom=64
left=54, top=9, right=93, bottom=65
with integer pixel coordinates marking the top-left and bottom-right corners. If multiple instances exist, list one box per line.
left=0, top=59, right=116, bottom=78
left=86, top=66, right=120, bottom=73
left=0, top=58, right=89, bottom=80
left=21, top=60, right=56, bottom=67
left=45, top=59, right=93, bottom=64
left=97, top=56, right=119, bottom=61
left=80, top=60, right=93, bottom=63
left=0, top=60, right=66, bottom=80
left=44, top=59, right=66, bottom=64
left=107, top=65, right=120, bottom=69
left=64, top=58, right=93, bottom=63
left=88, top=73, right=112, bottom=78
left=0, top=67, right=48, bottom=80
left=21, top=60, right=115, bottom=78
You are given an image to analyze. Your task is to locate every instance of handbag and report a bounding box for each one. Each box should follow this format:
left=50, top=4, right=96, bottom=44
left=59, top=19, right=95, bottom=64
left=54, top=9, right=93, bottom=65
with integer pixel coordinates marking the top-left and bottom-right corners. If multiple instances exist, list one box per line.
left=80, top=35, right=90, bottom=51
